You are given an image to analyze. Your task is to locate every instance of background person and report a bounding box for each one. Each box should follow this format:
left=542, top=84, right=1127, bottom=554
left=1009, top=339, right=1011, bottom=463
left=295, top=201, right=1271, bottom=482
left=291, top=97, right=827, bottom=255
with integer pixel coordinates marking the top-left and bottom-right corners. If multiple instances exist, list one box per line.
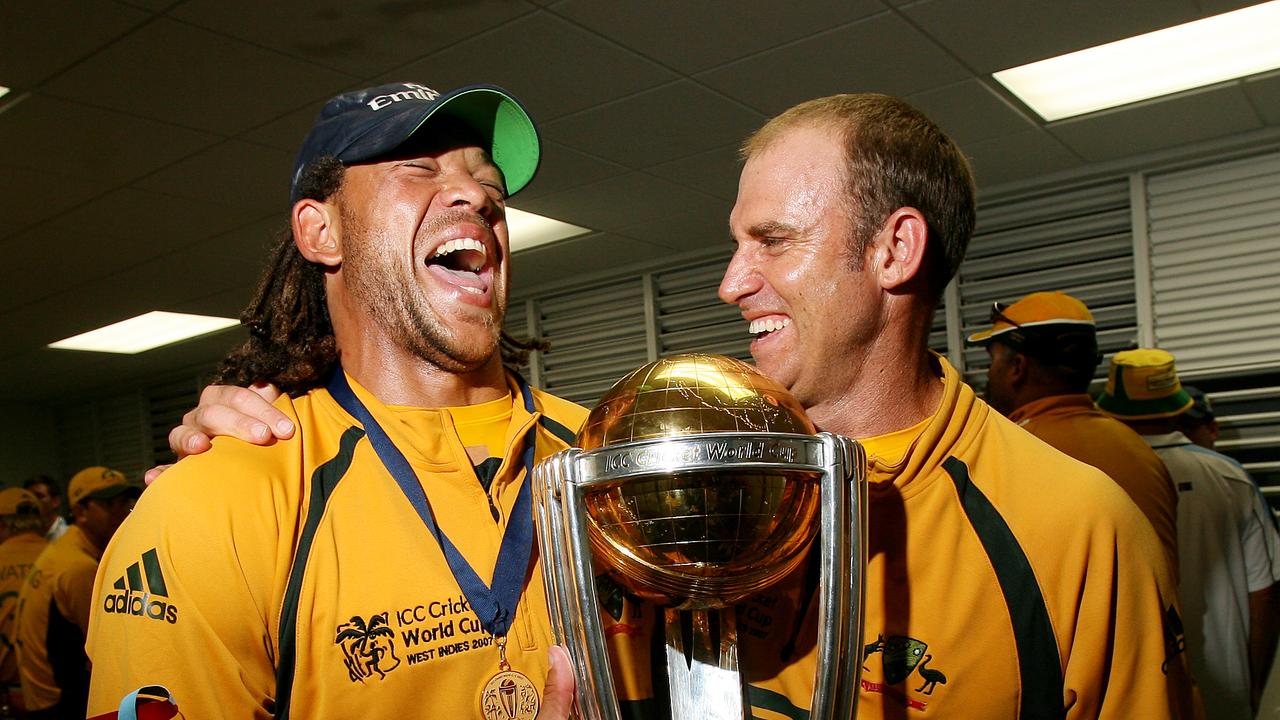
left=17, top=467, right=138, bottom=720
left=1179, top=386, right=1221, bottom=451
left=968, top=290, right=1179, bottom=578
left=20, top=478, right=66, bottom=543
left=1100, top=349, right=1280, bottom=719
left=0, top=488, right=49, bottom=715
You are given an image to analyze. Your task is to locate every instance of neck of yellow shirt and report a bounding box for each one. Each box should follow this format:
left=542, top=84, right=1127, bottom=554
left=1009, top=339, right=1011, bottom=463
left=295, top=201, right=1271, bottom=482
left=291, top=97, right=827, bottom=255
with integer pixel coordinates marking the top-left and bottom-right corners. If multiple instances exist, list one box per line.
left=338, top=340, right=510, bottom=409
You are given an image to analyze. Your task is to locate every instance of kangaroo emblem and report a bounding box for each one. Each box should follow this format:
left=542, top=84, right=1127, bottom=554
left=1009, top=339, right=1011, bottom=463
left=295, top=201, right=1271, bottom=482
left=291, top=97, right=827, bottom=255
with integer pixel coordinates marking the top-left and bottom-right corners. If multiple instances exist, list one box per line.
left=862, top=633, right=886, bottom=670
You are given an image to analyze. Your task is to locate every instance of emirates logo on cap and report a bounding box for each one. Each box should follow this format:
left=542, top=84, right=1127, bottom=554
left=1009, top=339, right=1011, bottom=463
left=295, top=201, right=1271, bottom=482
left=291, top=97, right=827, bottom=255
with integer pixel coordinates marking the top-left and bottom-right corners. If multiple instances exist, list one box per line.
left=366, top=83, right=441, bottom=111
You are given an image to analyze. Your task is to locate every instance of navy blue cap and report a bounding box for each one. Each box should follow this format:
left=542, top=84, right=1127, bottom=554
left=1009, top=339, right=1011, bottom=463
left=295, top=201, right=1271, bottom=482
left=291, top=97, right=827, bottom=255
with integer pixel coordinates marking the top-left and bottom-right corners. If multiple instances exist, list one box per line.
left=289, top=82, right=540, bottom=203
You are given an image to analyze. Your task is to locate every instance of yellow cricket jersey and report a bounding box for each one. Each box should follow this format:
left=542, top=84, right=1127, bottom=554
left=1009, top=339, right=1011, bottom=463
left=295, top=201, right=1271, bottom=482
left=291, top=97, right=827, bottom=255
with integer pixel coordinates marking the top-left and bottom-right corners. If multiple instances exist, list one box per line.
left=1010, top=393, right=1180, bottom=582
left=0, top=532, right=48, bottom=686
left=734, top=357, right=1198, bottom=719
left=86, top=371, right=588, bottom=720
left=17, top=525, right=100, bottom=714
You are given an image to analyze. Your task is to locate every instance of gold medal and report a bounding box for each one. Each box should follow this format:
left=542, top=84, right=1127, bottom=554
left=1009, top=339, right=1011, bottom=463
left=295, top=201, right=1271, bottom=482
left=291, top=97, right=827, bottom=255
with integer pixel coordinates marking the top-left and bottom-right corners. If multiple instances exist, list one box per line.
left=480, top=636, right=540, bottom=720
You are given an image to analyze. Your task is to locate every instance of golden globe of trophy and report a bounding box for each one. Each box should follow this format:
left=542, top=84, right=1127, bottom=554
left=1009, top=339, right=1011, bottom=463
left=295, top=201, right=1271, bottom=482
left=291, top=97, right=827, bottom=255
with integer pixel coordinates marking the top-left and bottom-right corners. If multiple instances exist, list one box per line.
left=532, top=354, right=867, bottom=720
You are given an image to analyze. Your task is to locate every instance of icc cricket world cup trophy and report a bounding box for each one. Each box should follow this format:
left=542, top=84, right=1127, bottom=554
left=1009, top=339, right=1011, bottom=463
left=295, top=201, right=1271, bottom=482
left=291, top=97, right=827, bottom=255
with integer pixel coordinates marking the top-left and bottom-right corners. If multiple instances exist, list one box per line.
left=532, top=354, right=868, bottom=720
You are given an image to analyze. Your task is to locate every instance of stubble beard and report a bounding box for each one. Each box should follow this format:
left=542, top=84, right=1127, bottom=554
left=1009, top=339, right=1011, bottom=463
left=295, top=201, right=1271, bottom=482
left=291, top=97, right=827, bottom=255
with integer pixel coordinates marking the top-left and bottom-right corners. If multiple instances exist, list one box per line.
left=341, top=205, right=504, bottom=374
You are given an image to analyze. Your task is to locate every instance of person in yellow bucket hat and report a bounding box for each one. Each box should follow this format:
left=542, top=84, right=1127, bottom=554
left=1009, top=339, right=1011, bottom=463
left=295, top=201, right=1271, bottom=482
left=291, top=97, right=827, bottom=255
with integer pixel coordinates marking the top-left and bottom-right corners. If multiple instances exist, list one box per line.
left=0, top=488, right=49, bottom=715
left=1102, top=349, right=1280, bottom=718
left=968, top=292, right=1179, bottom=579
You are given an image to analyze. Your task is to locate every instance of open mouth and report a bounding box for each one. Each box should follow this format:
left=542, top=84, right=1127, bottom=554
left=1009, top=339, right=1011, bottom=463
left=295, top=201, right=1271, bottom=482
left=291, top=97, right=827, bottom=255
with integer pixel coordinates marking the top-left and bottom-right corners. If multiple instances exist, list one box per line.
left=749, top=317, right=791, bottom=336
left=424, top=237, right=490, bottom=295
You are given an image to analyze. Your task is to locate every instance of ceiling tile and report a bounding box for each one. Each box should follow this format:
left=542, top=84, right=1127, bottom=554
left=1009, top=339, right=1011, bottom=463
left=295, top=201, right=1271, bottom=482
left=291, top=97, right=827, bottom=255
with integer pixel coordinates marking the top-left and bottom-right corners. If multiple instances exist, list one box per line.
left=132, top=139, right=296, bottom=214
left=616, top=201, right=735, bottom=253
left=0, top=0, right=148, bottom=88
left=907, top=79, right=1039, bottom=146
left=0, top=222, right=171, bottom=314
left=238, top=104, right=325, bottom=154
left=0, top=94, right=219, bottom=184
left=542, top=81, right=764, bottom=169
left=389, top=12, right=678, bottom=123
left=512, top=140, right=628, bottom=202
left=117, top=0, right=184, bottom=10
left=0, top=244, right=253, bottom=350
left=203, top=216, right=289, bottom=265
left=1048, top=85, right=1264, bottom=163
left=644, top=143, right=743, bottom=202
left=900, top=0, right=1202, bottom=73
left=551, top=0, right=883, bottom=74
left=41, top=18, right=358, bottom=135
left=170, top=0, right=537, bottom=77
left=511, top=232, right=670, bottom=293
left=0, top=165, right=105, bottom=238
left=49, top=187, right=265, bottom=248
left=696, top=13, right=971, bottom=116
left=515, top=172, right=725, bottom=235
left=963, top=129, right=1082, bottom=189
left=1194, top=0, right=1269, bottom=14
left=1244, top=72, right=1280, bottom=126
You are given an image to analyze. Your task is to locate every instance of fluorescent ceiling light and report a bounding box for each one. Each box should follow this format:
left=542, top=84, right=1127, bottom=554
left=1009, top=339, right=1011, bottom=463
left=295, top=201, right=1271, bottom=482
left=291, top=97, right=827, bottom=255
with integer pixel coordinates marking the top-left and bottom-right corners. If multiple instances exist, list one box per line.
left=0, top=86, right=9, bottom=100
left=49, top=311, right=239, bottom=354
left=507, top=206, right=590, bottom=253
left=993, top=0, right=1280, bottom=121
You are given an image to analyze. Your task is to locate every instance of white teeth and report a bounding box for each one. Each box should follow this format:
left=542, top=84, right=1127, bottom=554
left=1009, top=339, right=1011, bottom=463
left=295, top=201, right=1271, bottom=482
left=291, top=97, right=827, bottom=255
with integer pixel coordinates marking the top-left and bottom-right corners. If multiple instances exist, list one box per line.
left=749, top=318, right=791, bottom=335
left=432, top=238, right=487, bottom=259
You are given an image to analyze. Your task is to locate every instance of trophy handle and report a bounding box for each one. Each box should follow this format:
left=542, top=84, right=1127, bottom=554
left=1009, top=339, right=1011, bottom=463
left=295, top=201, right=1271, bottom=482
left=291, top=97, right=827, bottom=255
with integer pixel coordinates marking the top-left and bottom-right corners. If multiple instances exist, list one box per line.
left=533, top=448, right=621, bottom=720
left=810, top=433, right=867, bottom=720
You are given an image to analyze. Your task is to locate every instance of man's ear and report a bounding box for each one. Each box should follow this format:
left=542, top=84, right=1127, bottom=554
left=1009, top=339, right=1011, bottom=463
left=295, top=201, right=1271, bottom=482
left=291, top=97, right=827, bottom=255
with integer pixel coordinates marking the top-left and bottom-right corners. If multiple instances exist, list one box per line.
left=1007, top=350, right=1030, bottom=387
left=869, top=207, right=928, bottom=291
left=292, top=198, right=343, bottom=267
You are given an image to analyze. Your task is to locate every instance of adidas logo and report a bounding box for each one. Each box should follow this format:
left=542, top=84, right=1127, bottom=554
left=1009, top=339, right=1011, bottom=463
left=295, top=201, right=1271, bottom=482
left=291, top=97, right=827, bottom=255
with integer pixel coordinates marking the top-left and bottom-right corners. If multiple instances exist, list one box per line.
left=102, top=548, right=179, bottom=624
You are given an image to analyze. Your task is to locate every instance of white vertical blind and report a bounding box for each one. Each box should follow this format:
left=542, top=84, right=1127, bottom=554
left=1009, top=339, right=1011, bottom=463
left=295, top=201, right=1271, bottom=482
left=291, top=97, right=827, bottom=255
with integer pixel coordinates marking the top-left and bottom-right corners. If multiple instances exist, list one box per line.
left=1146, top=151, right=1280, bottom=371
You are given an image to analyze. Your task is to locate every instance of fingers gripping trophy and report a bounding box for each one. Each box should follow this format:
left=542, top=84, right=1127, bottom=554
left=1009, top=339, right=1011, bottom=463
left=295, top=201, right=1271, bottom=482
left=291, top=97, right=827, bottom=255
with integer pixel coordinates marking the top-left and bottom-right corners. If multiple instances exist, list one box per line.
left=532, top=354, right=868, bottom=720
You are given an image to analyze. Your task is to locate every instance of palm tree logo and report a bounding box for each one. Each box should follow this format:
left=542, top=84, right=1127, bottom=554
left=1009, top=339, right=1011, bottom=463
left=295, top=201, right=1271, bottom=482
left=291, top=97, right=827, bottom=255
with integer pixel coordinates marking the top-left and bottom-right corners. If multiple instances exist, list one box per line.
left=335, top=612, right=401, bottom=682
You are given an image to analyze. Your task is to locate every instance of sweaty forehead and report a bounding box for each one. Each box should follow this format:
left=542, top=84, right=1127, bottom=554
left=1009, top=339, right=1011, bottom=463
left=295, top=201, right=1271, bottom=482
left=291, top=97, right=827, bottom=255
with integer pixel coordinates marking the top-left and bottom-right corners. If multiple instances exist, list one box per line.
left=732, top=134, right=843, bottom=232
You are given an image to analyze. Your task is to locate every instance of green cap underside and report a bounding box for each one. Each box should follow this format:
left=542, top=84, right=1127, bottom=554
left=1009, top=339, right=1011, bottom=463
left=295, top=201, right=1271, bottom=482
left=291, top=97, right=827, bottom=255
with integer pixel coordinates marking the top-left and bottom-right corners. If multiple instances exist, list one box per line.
left=410, top=88, right=540, bottom=197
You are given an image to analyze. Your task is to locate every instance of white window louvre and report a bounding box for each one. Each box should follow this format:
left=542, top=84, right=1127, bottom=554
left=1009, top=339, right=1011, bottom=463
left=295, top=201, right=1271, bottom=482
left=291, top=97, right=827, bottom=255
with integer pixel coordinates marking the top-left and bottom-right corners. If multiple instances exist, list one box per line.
left=1147, top=151, right=1280, bottom=371
left=655, top=259, right=751, bottom=362
left=534, top=279, right=650, bottom=406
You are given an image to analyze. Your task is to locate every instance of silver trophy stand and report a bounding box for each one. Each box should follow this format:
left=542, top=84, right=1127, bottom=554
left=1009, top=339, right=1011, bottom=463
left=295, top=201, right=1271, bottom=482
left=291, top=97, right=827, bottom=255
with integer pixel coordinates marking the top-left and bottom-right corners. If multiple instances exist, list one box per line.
left=533, top=431, right=866, bottom=720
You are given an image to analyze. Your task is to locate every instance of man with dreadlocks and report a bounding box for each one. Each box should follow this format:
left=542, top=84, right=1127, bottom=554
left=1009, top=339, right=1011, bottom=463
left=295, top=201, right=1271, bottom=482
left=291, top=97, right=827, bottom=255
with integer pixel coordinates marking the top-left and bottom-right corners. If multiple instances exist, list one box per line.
left=84, top=83, right=580, bottom=720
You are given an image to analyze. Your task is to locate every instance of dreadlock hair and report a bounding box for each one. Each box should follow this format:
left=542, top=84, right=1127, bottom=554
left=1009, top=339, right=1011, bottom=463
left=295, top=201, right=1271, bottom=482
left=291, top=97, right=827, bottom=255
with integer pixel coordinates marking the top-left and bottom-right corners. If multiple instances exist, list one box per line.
left=214, top=156, right=344, bottom=397
left=215, top=156, right=549, bottom=395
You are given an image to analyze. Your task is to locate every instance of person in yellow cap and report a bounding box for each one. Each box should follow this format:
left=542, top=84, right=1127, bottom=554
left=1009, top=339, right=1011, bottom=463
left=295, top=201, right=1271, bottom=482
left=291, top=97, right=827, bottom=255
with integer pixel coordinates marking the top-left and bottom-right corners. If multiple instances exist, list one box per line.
left=968, top=291, right=1179, bottom=579
left=1100, top=349, right=1280, bottom=719
left=17, top=467, right=140, bottom=720
left=0, top=488, right=49, bottom=715
left=85, top=83, right=583, bottom=720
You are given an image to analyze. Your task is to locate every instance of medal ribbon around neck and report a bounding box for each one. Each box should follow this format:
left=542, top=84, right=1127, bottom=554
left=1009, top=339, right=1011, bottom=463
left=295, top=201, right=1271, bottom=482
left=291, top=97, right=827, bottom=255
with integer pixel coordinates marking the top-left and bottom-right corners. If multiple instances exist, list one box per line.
left=326, top=367, right=539, bottom=639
